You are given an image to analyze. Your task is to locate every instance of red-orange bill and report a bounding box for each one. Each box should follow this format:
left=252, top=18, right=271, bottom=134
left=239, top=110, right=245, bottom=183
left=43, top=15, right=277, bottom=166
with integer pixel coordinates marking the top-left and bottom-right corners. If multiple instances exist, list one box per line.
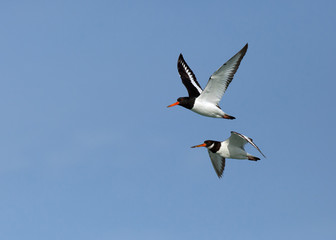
left=191, top=143, right=206, bottom=148
left=167, top=101, right=180, bottom=108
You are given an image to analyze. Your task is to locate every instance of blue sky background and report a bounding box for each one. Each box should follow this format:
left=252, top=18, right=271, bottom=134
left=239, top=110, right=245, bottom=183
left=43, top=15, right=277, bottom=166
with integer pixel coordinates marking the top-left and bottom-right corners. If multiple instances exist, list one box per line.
left=0, top=0, right=335, bottom=239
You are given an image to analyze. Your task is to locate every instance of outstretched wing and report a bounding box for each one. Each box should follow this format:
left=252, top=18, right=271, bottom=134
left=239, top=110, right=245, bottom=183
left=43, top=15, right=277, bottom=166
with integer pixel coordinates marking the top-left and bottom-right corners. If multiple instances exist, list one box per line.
left=208, top=150, right=226, bottom=178
left=198, top=44, right=248, bottom=105
left=177, top=54, right=203, bottom=97
left=229, top=131, right=266, bottom=158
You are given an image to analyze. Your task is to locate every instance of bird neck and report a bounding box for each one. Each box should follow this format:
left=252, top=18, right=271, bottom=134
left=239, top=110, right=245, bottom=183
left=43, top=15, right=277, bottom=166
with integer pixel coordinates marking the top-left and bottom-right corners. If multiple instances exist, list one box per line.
left=208, top=141, right=221, bottom=153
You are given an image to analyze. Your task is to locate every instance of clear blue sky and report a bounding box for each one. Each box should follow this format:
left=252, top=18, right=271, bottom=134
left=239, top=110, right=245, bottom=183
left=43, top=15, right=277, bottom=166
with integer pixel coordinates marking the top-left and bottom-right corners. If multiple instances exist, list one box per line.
left=0, top=0, right=335, bottom=239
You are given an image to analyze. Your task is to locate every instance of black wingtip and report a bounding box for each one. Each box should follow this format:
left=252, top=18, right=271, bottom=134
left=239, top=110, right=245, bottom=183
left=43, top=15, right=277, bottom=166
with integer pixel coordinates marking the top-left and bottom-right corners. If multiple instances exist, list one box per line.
left=240, top=43, right=248, bottom=54
left=177, top=53, right=184, bottom=64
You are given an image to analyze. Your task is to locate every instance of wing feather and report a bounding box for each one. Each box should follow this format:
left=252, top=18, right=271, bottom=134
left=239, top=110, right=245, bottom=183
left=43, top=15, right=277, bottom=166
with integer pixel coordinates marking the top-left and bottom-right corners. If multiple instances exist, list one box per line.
left=229, top=131, right=266, bottom=158
left=198, top=44, right=248, bottom=104
left=177, top=54, right=203, bottom=97
left=208, top=150, right=226, bottom=178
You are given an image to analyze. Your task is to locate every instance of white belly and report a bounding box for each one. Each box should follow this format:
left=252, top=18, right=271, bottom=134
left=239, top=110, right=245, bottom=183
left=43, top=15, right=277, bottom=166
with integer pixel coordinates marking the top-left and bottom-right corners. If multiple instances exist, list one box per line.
left=192, top=99, right=225, bottom=118
left=217, top=142, right=248, bottom=159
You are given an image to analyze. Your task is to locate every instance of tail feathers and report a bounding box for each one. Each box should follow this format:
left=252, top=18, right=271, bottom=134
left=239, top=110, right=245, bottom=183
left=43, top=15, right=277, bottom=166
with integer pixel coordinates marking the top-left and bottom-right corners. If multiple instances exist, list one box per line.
left=223, top=114, right=235, bottom=120
left=248, top=156, right=260, bottom=161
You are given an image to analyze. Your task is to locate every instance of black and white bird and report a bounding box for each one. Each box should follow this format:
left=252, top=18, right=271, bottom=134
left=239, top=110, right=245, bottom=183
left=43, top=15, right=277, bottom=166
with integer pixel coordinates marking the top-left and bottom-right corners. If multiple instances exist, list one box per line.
left=167, top=44, right=248, bottom=119
left=191, top=131, right=266, bottom=178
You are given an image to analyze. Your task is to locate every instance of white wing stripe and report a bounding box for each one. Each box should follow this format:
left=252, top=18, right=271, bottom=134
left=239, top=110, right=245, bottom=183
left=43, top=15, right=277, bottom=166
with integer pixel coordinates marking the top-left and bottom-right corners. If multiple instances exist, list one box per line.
left=181, top=62, right=203, bottom=94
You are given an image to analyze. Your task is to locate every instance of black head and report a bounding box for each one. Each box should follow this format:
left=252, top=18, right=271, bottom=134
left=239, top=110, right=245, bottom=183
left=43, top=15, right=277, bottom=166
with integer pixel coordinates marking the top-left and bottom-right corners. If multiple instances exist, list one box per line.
left=191, top=140, right=221, bottom=153
left=167, top=97, right=195, bottom=109
left=204, top=140, right=215, bottom=147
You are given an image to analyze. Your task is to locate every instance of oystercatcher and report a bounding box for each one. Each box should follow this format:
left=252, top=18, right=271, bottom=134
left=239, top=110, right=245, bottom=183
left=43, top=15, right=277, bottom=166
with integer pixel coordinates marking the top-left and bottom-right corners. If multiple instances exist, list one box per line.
left=167, top=44, right=248, bottom=119
left=191, top=131, right=265, bottom=178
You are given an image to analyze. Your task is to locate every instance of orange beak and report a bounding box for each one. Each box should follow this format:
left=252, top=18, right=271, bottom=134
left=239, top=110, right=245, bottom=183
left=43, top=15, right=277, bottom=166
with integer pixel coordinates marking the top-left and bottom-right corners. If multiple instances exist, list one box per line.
left=167, top=101, right=180, bottom=108
left=191, top=143, right=206, bottom=148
